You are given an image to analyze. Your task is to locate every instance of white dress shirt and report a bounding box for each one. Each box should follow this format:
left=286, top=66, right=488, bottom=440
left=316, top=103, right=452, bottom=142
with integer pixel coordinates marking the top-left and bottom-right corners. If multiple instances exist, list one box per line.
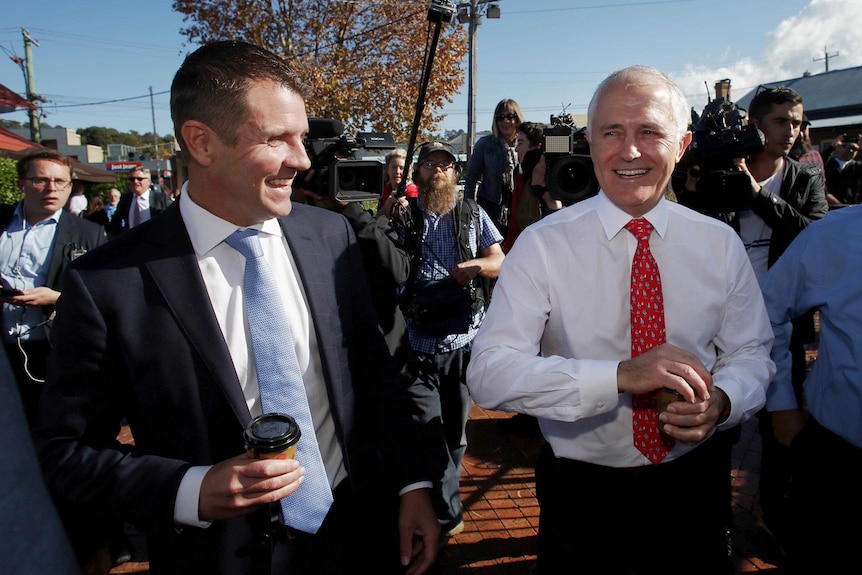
left=174, top=184, right=345, bottom=526
left=466, top=191, right=775, bottom=468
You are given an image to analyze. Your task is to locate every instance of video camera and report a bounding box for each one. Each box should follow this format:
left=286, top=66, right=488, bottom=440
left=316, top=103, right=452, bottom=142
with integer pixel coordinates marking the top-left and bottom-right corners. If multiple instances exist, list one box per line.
left=683, top=96, right=765, bottom=212
left=541, top=113, right=599, bottom=206
left=302, top=118, right=397, bottom=202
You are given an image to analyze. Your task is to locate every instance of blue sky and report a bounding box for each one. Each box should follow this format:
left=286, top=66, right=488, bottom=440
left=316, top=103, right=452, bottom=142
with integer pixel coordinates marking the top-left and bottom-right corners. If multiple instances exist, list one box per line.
left=2, top=0, right=860, bottom=139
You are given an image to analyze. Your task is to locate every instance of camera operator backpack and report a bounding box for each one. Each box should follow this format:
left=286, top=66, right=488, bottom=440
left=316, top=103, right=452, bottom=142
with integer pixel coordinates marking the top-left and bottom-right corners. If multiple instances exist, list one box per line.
left=395, top=196, right=490, bottom=337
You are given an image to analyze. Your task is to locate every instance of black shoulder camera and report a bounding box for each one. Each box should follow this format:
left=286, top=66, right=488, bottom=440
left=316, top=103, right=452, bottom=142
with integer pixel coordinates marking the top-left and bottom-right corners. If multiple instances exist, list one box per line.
left=679, top=97, right=765, bottom=213
left=541, top=113, right=599, bottom=206
left=302, top=118, right=397, bottom=202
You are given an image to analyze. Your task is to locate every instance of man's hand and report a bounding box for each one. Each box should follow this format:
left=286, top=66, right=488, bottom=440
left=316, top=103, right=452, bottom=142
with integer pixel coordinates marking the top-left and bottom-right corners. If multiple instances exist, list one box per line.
left=380, top=193, right=408, bottom=219
left=398, top=488, right=439, bottom=575
left=197, top=454, right=305, bottom=521
left=731, top=157, right=762, bottom=198
left=3, top=286, right=60, bottom=307
left=659, top=387, right=728, bottom=446
left=617, top=343, right=712, bottom=403
left=771, top=409, right=807, bottom=448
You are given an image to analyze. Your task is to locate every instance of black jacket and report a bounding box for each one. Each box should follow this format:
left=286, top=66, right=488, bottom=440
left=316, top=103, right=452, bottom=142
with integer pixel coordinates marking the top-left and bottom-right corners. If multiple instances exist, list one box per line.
left=110, top=189, right=172, bottom=237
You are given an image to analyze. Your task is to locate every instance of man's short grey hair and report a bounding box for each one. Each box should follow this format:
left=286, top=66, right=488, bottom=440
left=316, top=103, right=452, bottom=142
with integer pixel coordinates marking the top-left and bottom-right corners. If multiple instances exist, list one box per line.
left=129, top=167, right=151, bottom=178
left=587, top=65, right=690, bottom=142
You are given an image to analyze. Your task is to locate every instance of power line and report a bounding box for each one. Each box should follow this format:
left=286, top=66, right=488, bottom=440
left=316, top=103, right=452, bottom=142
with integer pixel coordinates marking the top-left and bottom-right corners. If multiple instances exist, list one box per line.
left=45, top=90, right=170, bottom=109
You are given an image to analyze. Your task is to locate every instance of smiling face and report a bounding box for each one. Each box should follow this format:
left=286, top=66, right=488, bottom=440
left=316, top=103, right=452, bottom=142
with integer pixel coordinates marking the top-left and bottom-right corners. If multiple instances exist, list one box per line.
left=192, top=80, right=311, bottom=226
left=128, top=169, right=151, bottom=197
left=586, top=79, right=691, bottom=217
left=752, top=101, right=804, bottom=160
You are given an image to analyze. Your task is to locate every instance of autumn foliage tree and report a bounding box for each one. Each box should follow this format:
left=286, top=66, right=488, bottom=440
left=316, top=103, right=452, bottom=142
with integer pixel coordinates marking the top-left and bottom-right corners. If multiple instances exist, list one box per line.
left=172, top=0, right=468, bottom=143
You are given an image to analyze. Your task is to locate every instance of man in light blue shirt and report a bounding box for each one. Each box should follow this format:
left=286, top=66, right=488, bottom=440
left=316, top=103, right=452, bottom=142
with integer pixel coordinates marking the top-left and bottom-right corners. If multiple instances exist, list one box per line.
left=760, top=205, right=862, bottom=573
left=0, top=149, right=106, bottom=427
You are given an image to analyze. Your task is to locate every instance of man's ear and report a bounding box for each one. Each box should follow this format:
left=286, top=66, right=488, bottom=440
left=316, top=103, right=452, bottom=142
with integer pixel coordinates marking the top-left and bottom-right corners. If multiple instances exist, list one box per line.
left=180, top=121, right=216, bottom=167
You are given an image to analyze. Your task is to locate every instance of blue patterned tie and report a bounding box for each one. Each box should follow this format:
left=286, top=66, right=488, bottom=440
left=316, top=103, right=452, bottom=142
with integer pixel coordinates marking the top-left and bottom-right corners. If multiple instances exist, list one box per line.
left=225, top=229, right=333, bottom=534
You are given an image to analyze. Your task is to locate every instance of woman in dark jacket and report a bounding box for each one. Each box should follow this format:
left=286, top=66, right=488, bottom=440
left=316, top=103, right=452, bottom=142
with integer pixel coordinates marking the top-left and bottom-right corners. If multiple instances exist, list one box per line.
left=464, top=99, right=523, bottom=241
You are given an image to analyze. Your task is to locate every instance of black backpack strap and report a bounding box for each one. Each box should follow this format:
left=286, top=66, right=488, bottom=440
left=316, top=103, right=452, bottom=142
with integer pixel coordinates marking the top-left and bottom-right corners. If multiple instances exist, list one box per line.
left=457, top=197, right=491, bottom=310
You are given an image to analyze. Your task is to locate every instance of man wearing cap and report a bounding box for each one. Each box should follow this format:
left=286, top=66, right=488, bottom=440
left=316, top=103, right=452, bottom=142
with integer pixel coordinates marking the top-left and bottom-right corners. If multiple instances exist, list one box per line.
left=391, top=141, right=504, bottom=540
left=824, top=133, right=861, bottom=206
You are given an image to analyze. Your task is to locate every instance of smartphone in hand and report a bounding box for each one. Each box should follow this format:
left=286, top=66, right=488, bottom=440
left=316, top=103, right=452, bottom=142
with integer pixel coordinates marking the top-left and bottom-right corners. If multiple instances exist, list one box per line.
left=0, top=288, right=23, bottom=297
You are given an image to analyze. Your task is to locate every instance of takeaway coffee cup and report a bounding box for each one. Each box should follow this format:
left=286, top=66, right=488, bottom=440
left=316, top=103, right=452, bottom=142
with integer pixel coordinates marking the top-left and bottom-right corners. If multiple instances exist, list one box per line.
left=244, top=413, right=301, bottom=460
left=655, top=388, right=683, bottom=433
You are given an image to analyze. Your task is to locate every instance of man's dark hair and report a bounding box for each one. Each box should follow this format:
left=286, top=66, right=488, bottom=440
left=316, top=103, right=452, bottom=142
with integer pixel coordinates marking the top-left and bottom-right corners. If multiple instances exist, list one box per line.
left=517, top=122, right=544, bottom=148
left=748, top=86, right=803, bottom=123
left=16, top=149, right=74, bottom=180
left=170, top=40, right=309, bottom=149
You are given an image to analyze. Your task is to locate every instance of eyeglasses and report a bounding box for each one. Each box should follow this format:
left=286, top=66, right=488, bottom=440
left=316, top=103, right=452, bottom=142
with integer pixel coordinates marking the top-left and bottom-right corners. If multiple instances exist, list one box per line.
left=25, top=177, right=71, bottom=190
left=495, top=113, right=518, bottom=121
left=421, top=161, right=455, bottom=171
left=129, top=177, right=150, bottom=182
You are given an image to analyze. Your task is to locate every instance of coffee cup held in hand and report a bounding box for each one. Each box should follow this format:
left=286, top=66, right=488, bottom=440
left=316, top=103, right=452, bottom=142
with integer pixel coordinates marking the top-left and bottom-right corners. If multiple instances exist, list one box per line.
left=656, top=388, right=683, bottom=433
left=244, top=413, right=301, bottom=460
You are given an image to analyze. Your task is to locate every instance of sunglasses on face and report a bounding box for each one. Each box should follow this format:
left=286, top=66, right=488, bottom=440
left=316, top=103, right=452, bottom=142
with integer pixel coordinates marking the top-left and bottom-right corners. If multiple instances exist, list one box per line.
left=130, top=177, right=149, bottom=182
left=495, top=113, right=518, bottom=121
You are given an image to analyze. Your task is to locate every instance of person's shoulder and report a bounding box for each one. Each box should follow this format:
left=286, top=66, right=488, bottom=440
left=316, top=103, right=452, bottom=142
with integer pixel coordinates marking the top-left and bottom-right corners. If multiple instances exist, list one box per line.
left=786, top=155, right=822, bottom=178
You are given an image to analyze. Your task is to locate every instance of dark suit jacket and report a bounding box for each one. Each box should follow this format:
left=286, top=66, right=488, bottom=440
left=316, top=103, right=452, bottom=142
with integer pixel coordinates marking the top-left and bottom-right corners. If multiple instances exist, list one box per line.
left=0, top=346, right=78, bottom=575
left=110, top=188, right=172, bottom=237
left=35, top=201, right=425, bottom=574
left=0, top=204, right=108, bottom=326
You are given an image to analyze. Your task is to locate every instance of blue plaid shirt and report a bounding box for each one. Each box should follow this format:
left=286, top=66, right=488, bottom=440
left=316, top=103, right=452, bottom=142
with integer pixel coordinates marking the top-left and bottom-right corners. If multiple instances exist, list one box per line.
left=404, top=199, right=503, bottom=354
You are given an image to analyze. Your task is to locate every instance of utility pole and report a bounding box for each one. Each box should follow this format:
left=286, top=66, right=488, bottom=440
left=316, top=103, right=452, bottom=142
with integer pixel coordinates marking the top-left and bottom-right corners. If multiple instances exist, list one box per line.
left=150, top=86, right=161, bottom=188
left=813, top=46, right=839, bottom=73
left=457, top=0, right=501, bottom=160
left=22, top=28, right=41, bottom=143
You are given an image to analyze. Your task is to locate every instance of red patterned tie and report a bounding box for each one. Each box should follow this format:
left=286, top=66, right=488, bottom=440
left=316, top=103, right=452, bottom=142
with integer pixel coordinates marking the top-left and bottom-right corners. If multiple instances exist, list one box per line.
left=626, top=218, right=674, bottom=465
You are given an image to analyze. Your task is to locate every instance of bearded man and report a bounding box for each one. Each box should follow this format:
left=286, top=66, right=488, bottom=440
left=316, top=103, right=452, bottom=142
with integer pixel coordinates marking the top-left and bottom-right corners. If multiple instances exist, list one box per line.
left=391, top=141, right=504, bottom=540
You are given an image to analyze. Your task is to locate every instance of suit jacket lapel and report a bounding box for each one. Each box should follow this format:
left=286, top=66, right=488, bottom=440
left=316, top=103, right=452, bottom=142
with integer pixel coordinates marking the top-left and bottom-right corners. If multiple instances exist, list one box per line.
left=281, top=212, right=343, bottom=412
left=143, top=203, right=252, bottom=425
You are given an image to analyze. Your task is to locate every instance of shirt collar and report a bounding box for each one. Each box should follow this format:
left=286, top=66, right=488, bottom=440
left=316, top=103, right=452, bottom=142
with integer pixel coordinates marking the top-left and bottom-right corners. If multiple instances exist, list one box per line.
left=179, top=181, right=284, bottom=258
left=595, top=190, right=669, bottom=241
left=9, top=201, right=62, bottom=231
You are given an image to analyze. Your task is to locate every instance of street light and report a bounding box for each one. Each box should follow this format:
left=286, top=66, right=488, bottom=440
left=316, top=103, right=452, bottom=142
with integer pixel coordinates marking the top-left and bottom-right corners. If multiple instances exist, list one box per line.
left=459, top=0, right=502, bottom=160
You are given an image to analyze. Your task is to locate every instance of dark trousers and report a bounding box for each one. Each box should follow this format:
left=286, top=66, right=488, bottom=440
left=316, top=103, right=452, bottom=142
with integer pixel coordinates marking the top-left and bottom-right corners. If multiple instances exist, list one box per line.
left=4, top=340, right=50, bottom=429
left=403, top=346, right=472, bottom=529
left=535, top=433, right=732, bottom=575
left=784, top=417, right=862, bottom=575
left=757, top=329, right=810, bottom=544
left=268, top=480, right=402, bottom=574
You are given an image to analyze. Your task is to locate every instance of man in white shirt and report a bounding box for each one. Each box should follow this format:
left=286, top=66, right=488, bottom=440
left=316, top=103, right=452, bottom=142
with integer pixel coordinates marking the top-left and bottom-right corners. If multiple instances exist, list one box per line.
left=466, top=65, right=775, bottom=575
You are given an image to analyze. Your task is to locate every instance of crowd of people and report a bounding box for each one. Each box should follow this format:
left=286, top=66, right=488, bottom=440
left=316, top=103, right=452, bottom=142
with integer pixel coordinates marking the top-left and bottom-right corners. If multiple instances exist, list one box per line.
left=1, top=38, right=859, bottom=575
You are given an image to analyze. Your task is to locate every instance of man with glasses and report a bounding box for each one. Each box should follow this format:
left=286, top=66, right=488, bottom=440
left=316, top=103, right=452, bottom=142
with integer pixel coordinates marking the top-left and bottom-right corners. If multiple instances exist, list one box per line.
left=391, top=141, right=504, bottom=541
left=111, top=167, right=171, bottom=236
left=0, top=149, right=106, bottom=428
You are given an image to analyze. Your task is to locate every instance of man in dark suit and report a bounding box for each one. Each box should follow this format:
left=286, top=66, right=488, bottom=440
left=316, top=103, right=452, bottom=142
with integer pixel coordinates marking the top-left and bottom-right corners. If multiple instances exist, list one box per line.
left=110, top=166, right=172, bottom=236
left=0, top=149, right=107, bottom=427
left=34, top=40, right=438, bottom=575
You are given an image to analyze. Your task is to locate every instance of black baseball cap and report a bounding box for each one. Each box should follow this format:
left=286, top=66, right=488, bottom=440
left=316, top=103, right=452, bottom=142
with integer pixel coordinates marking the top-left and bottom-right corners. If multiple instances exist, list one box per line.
left=417, top=141, right=458, bottom=162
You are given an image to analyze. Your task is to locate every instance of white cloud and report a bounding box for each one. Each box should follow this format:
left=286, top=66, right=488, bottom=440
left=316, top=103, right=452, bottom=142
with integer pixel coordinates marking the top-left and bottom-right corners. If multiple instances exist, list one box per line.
left=675, top=0, right=862, bottom=109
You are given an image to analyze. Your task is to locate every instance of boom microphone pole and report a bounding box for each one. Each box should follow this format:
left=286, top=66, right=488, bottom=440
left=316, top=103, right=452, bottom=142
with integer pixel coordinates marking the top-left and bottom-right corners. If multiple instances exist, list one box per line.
left=397, top=0, right=457, bottom=197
